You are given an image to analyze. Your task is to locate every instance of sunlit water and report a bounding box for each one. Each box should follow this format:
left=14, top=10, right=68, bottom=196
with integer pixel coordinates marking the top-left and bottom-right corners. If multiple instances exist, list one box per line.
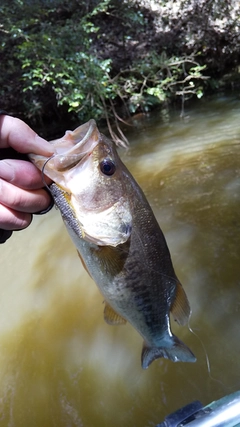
left=1, top=94, right=240, bottom=426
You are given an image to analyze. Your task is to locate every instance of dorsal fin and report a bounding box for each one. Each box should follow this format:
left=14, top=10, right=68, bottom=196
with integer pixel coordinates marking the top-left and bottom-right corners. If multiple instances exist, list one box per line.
left=104, top=302, right=127, bottom=325
left=170, top=281, right=191, bottom=326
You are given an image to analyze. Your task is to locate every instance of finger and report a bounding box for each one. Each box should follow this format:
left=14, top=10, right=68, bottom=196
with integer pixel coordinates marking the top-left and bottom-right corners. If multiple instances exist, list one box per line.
left=0, top=159, right=52, bottom=190
left=0, top=204, right=32, bottom=230
left=0, top=229, right=13, bottom=243
left=0, top=116, right=54, bottom=156
left=0, top=179, right=53, bottom=214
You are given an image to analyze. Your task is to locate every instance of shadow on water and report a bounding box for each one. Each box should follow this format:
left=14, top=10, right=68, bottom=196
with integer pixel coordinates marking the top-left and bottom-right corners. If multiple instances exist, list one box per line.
left=0, top=94, right=240, bottom=426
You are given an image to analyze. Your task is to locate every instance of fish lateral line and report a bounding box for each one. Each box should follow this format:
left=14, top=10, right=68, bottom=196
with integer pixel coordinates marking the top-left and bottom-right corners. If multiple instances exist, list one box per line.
left=127, top=219, right=188, bottom=293
left=112, top=229, right=182, bottom=284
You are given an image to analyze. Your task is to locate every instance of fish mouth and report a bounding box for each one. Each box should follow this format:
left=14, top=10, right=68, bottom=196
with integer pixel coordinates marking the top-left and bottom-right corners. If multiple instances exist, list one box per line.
left=29, top=119, right=101, bottom=177
left=46, top=119, right=101, bottom=172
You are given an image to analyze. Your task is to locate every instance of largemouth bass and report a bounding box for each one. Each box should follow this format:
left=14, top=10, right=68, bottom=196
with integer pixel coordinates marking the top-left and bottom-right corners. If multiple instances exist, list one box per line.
left=29, top=120, right=196, bottom=369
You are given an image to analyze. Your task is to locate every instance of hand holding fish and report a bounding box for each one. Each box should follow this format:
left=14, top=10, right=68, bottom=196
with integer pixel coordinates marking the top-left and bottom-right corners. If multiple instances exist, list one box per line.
left=0, top=115, right=54, bottom=239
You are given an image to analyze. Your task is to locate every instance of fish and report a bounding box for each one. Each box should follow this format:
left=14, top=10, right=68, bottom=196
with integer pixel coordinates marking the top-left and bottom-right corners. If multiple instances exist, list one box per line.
left=29, top=119, right=196, bottom=369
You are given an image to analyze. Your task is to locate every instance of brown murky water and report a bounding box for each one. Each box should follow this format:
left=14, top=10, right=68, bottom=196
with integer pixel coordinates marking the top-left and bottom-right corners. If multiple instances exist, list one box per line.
left=1, top=94, right=240, bottom=426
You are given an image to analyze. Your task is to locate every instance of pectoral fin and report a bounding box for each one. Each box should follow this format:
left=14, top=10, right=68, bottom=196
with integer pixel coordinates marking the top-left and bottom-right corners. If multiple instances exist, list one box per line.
left=104, top=302, right=127, bottom=325
left=170, top=281, right=191, bottom=326
left=90, top=242, right=129, bottom=276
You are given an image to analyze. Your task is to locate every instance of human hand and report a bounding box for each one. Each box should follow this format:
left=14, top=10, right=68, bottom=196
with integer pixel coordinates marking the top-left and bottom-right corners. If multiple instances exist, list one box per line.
left=0, top=115, right=54, bottom=239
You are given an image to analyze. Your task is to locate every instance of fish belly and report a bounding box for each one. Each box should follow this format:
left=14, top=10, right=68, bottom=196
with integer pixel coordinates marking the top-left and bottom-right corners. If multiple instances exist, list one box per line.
left=64, top=209, right=196, bottom=369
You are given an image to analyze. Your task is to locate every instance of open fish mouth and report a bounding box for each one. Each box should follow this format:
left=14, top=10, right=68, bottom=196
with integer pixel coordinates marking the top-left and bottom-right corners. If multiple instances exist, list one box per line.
left=42, top=119, right=101, bottom=173
left=28, top=119, right=101, bottom=178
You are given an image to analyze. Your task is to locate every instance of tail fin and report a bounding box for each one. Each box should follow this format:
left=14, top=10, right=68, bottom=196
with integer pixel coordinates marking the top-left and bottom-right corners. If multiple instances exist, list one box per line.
left=141, top=335, right=196, bottom=369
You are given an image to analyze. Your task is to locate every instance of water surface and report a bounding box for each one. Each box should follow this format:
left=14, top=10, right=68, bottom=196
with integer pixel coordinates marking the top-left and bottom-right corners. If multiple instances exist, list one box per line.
left=0, top=94, right=240, bottom=426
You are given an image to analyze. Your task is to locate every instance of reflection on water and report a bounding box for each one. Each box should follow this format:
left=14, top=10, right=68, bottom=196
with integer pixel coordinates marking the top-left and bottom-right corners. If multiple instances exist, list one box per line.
left=1, top=94, right=240, bottom=426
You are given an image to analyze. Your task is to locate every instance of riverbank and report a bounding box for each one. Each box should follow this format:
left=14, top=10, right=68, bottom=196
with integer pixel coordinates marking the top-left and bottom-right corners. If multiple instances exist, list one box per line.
left=1, top=0, right=240, bottom=139
left=92, top=0, right=240, bottom=90
left=86, top=0, right=240, bottom=141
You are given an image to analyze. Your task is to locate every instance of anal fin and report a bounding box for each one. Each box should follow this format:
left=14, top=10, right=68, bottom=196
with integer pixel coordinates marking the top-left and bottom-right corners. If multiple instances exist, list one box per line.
left=170, top=281, right=191, bottom=326
left=104, top=302, right=127, bottom=325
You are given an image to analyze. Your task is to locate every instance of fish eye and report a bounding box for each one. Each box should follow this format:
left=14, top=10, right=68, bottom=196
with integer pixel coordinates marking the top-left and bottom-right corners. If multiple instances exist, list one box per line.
left=100, top=159, right=116, bottom=176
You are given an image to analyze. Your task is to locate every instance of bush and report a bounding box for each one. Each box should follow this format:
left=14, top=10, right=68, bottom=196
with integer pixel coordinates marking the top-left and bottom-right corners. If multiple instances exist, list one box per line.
left=1, top=0, right=239, bottom=140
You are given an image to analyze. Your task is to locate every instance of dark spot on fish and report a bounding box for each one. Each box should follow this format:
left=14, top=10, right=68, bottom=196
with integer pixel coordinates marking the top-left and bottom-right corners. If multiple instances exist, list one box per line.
left=100, top=159, right=116, bottom=176
left=120, top=223, right=132, bottom=236
left=133, top=290, right=151, bottom=310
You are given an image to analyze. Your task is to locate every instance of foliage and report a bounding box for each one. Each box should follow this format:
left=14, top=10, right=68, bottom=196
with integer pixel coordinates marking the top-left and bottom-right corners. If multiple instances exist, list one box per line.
left=115, top=53, right=208, bottom=115
left=1, top=0, right=117, bottom=135
left=0, top=0, right=239, bottom=140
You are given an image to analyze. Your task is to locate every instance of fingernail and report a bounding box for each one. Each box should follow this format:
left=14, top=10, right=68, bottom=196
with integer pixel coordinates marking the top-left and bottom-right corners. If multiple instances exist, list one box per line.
left=35, top=135, right=54, bottom=156
left=0, top=160, right=15, bottom=182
